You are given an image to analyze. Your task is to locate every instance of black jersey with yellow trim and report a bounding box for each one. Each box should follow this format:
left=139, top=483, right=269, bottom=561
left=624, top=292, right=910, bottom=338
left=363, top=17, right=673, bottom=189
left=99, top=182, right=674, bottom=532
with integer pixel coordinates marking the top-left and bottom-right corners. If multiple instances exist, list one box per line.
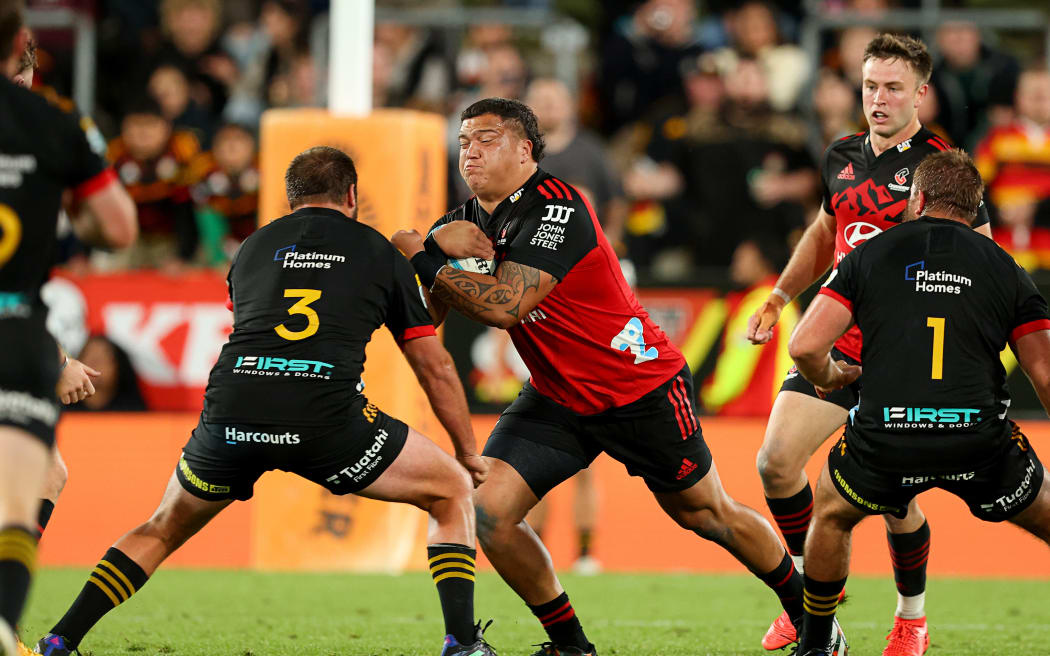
left=0, top=77, right=113, bottom=315
left=203, top=207, right=435, bottom=427
left=821, top=216, right=1049, bottom=472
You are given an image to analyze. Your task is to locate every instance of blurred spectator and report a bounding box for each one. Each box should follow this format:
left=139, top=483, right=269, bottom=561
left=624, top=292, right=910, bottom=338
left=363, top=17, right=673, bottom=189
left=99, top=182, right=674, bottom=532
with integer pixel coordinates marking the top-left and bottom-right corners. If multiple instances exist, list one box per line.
left=525, top=78, right=628, bottom=249
left=709, top=1, right=810, bottom=111
left=625, top=58, right=815, bottom=275
left=190, top=123, right=260, bottom=268
left=68, top=336, right=147, bottom=412
left=976, top=68, right=1050, bottom=270
left=455, top=23, right=513, bottom=92
left=834, top=26, right=878, bottom=89
left=373, top=24, right=452, bottom=112
left=150, top=0, right=238, bottom=121
left=598, top=0, right=705, bottom=135
left=105, top=97, right=202, bottom=271
left=701, top=236, right=797, bottom=416
left=223, top=0, right=311, bottom=122
left=149, top=63, right=216, bottom=147
left=932, top=22, right=1019, bottom=149
left=809, top=69, right=861, bottom=155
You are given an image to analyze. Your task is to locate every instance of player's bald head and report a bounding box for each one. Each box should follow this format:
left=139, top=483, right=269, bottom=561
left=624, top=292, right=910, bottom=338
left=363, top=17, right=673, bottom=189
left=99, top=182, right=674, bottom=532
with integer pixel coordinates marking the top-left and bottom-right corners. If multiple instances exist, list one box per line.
left=911, top=149, right=983, bottom=224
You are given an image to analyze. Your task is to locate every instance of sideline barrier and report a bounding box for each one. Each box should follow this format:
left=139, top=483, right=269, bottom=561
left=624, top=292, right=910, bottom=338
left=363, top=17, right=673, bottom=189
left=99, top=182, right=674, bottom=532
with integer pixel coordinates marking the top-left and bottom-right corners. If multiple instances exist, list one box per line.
left=41, top=413, right=1050, bottom=578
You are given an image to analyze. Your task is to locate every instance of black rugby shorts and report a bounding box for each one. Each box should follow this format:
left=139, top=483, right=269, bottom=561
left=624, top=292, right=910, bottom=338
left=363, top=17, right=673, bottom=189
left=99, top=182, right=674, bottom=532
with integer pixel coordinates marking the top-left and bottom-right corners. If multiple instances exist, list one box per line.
left=483, top=365, right=713, bottom=498
left=778, top=347, right=861, bottom=411
left=827, top=421, right=1044, bottom=522
left=0, top=316, right=61, bottom=447
left=177, top=395, right=408, bottom=501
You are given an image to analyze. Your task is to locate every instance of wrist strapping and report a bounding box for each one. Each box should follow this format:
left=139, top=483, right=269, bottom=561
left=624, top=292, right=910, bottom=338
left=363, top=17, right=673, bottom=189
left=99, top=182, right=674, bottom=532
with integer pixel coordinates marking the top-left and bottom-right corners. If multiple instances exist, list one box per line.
left=411, top=251, right=447, bottom=289
left=771, top=287, right=792, bottom=304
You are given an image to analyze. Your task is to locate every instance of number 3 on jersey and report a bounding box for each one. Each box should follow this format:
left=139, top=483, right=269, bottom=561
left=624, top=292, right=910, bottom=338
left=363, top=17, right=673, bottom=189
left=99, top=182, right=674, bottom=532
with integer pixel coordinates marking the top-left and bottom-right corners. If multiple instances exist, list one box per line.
left=276, top=289, right=322, bottom=340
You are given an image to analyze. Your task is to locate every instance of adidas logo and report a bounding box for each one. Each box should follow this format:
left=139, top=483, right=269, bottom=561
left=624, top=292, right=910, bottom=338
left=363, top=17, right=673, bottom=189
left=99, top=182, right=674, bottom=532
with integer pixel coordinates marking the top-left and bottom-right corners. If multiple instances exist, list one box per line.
left=837, top=162, right=855, bottom=180
left=676, top=458, right=699, bottom=480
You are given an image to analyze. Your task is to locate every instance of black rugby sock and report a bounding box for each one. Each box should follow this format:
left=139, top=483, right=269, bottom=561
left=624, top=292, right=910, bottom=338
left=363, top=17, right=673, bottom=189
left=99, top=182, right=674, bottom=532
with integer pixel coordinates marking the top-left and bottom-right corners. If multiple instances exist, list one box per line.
left=529, top=591, right=591, bottom=650
left=0, top=525, right=37, bottom=627
left=36, top=499, right=55, bottom=539
left=800, top=575, right=847, bottom=653
left=888, top=521, right=930, bottom=615
left=757, top=551, right=804, bottom=624
left=428, top=544, right=477, bottom=645
left=766, top=485, right=813, bottom=559
left=51, top=547, right=149, bottom=647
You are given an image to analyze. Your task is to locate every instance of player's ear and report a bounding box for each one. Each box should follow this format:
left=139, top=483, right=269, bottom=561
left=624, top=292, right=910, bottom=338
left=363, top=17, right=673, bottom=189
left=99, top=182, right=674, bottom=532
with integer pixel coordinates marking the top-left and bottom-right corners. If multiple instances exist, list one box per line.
left=521, top=138, right=532, bottom=164
left=346, top=183, right=357, bottom=212
left=915, top=189, right=927, bottom=216
left=914, top=82, right=928, bottom=108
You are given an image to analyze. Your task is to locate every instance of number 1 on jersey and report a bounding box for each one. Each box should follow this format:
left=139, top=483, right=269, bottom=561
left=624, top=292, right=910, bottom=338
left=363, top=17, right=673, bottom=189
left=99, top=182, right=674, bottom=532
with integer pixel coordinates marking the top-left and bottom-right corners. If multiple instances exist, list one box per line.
left=927, top=317, right=945, bottom=380
left=276, top=289, right=322, bottom=340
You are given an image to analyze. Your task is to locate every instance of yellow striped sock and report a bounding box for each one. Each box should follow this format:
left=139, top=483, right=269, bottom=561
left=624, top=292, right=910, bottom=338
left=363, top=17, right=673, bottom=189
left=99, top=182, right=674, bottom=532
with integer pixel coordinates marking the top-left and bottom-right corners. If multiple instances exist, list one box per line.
left=0, top=528, right=37, bottom=573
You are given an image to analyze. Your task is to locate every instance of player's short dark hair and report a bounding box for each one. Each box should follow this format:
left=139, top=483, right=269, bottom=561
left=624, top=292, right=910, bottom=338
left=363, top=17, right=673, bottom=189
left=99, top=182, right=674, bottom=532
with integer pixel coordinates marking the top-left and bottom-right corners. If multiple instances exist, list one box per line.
left=285, top=146, right=358, bottom=209
left=0, top=0, right=24, bottom=61
left=461, top=97, right=545, bottom=162
left=913, top=149, right=984, bottom=224
left=17, top=33, right=34, bottom=71
left=863, top=33, right=932, bottom=86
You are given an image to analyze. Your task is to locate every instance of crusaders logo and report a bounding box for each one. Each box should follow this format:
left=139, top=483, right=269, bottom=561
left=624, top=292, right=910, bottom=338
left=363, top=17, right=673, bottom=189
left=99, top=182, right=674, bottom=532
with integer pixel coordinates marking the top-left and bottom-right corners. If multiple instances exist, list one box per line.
left=831, top=179, right=908, bottom=227
left=843, top=221, right=883, bottom=247
left=894, top=168, right=909, bottom=185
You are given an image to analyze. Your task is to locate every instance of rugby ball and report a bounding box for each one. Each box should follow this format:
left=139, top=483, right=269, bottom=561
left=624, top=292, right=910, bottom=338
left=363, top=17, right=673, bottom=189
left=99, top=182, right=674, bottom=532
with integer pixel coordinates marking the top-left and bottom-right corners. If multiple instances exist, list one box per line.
left=447, top=257, right=496, bottom=275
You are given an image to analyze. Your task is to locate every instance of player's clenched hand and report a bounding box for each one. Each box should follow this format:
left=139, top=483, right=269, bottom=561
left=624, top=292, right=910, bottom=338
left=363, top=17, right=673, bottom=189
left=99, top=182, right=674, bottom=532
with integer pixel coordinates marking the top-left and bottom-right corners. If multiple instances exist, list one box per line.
left=432, top=221, right=495, bottom=260
left=458, top=453, right=489, bottom=487
left=391, top=229, right=425, bottom=258
left=815, top=360, right=862, bottom=398
left=56, top=358, right=101, bottom=405
left=747, top=296, right=785, bottom=345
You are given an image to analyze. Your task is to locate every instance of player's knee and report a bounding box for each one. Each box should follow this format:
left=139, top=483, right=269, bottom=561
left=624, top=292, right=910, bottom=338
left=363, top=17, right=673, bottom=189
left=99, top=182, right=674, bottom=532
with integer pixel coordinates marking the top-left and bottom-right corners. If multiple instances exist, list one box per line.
left=439, top=465, right=474, bottom=505
left=43, top=455, right=68, bottom=498
left=473, top=495, right=521, bottom=546
left=756, top=442, right=800, bottom=488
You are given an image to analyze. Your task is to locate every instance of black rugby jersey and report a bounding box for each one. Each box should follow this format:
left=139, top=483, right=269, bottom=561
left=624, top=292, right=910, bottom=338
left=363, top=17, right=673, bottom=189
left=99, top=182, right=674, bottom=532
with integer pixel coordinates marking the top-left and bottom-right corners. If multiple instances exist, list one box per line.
left=0, top=77, right=113, bottom=316
left=821, top=126, right=989, bottom=360
left=431, top=168, right=684, bottom=414
left=821, top=216, right=1049, bottom=472
left=203, top=207, right=435, bottom=427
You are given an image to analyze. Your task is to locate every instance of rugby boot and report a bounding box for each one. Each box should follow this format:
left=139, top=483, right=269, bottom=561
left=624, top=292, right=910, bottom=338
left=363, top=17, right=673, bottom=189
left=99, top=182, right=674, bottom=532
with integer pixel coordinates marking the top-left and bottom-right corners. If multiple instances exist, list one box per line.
left=441, top=620, right=498, bottom=656
left=882, top=616, right=929, bottom=656
left=529, top=642, right=597, bottom=656
left=32, top=634, right=77, bottom=656
left=791, top=618, right=848, bottom=656
left=765, top=589, right=846, bottom=650
left=762, top=610, right=797, bottom=650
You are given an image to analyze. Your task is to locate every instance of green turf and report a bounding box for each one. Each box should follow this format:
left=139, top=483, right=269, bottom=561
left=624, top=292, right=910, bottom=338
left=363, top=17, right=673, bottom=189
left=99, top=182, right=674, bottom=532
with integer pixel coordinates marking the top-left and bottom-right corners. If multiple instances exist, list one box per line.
left=19, top=569, right=1050, bottom=655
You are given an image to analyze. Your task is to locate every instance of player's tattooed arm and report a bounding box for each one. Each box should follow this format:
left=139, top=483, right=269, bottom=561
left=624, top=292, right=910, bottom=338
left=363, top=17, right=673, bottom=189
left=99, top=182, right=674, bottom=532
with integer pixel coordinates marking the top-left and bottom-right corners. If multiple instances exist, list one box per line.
left=431, top=260, right=556, bottom=329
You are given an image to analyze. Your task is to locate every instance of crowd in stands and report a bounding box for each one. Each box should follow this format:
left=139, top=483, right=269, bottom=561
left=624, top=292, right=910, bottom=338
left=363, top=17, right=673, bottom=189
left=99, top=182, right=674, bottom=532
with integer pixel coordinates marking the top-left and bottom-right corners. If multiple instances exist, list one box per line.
left=22, top=0, right=1050, bottom=279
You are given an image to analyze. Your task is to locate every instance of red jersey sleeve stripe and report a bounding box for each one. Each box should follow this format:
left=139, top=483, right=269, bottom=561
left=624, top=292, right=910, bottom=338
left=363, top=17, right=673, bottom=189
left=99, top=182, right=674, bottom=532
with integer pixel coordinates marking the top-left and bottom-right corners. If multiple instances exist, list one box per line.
left=544, top=179, right=564, bottom=199
left=551, top=178, right=574, bottom=200
left=537, top=184, right=553, bottom=200
left=818, top=287, right=853, bottom=312
left=1010, top=319, right=1050, bottom=342
left=400, top=325, right=437, bottom=342
left=926, top=138, right=948, bottom=151
left=73, top=167, right=118, bottom=201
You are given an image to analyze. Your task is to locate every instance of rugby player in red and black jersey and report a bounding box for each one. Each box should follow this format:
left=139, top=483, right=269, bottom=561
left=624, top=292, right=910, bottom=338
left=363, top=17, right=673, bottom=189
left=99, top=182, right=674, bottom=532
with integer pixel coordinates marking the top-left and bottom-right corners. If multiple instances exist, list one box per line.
left=746, top=34, right=991, bottom=655
left=0, top=1, right=136, bottom=652
left=34, top=148, right=497, bottom=656
left=393, top=98, right=844, bottom=656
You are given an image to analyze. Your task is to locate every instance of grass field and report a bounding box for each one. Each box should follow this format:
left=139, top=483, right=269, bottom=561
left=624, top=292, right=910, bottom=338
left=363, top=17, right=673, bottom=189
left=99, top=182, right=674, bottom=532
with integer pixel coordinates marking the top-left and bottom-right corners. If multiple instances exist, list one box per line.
left=19, top=569, right=1050, bottom=655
